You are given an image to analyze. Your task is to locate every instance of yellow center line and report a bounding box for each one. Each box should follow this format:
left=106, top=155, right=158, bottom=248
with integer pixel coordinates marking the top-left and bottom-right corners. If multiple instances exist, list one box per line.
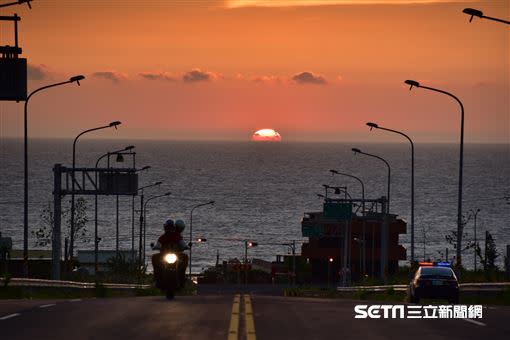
left=244, top=294, right=257, bottom=340
left=228, top=294, right=241, bottom=340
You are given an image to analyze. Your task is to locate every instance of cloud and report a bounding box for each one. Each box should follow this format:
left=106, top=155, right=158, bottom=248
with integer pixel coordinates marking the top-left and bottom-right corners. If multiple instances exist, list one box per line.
left=139, top=72, right=176, bottom=81
left=226, top=0, right=473, bottom=8
left=182, top=69, right=218, bottom=83
left=27, top=64, right=50, bottom=80
left=292, top=71, right=326, bottom=85
left=91, top=71, right=128, bottom=83
left=252, top=75, right=284, bottom=84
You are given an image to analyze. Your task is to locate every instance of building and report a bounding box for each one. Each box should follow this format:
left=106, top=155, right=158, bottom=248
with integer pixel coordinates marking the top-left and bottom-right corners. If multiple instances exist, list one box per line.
left=301, top=198, right=407, bottom=283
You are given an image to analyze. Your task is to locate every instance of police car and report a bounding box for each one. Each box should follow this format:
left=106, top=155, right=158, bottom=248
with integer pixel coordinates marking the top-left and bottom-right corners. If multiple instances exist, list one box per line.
left=408, top=262, right=459, bottom=304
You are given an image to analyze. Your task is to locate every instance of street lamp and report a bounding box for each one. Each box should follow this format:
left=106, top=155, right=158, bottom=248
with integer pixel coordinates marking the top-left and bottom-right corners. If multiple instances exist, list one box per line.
left=463, top=8, right=510, bottom=25
left=137, top=181, right=163, bottom=267
left=322, top=184, right=350, bottom=199
left=405, top=79, right=465, bottom=268
left=353, top=237, right=364, bottom=277
left=244, top=240, right=258, bottom=285
left=0, top=0, right=32, bottom=9
left=143, top=192, right=171, bottom=265
left=352, top=147, right=391, bottom=280
left=366, top=122, right=416, bottom=264
left=107, top=149, right=137, bottom=257
left=70, top=120, right=121, bottom=260
left=351, top=148, right=391, bottom=213
left=330, top=170, right=366, bottom=274
left=280, top=241, right=297, bottom=285
left=93, top=145, right=134, bottom=274
left=316, top=193, right=332, bottom=202
left=189, top=201, right=215, bottom=277
left=131, top=166, right=151, bottom=262
left=22, top=75, right=85, bottom=276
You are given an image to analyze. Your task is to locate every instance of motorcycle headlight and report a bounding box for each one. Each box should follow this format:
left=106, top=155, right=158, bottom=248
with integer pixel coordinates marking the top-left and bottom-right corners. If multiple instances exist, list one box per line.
left=164, top=253, right=178, bottom=264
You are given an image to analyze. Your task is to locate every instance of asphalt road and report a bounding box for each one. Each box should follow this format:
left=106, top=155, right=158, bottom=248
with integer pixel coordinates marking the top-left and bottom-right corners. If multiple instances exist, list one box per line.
left=1, top=294, right=509, bottom=340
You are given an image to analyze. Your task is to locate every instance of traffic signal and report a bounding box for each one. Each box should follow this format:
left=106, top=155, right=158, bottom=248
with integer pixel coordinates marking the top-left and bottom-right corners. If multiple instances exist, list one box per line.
left=247, top=241, right=258, bottom=247
left=196, top=238, right=207, bottom=243
left=329, top=257, right=334, bottom=263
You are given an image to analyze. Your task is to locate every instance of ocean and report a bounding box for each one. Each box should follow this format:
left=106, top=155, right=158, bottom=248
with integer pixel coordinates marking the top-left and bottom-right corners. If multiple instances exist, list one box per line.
left=1, top=138, right=509, bottom=272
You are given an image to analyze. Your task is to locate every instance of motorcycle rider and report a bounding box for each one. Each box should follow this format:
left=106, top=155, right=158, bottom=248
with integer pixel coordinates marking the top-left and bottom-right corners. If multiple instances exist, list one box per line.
left=152, top=219, right=189, bottom=288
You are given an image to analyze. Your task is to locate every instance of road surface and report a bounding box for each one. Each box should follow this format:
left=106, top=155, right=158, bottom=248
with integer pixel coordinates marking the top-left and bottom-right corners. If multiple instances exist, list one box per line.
left=1, top=293, right=509, bottom=340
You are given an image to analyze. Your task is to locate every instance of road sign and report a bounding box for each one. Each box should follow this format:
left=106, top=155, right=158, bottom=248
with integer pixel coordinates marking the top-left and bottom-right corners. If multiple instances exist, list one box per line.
left=0, top=58, right=27, bottom=101
left=323, top=202, right=352, bottom=220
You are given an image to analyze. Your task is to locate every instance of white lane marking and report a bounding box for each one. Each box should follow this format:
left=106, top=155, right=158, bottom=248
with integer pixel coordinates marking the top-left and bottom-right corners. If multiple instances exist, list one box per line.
left=39, top=304, right=56, bottom=309
left=70, top=299, right=82, bottom=302
left=462, top=318, right=486, bottom=326
left=0, top=313, right=20, bottom=321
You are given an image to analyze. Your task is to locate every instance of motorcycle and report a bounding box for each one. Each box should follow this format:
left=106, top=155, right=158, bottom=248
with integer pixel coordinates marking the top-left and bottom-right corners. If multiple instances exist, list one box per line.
left=152, top=244, right=185, bottom=300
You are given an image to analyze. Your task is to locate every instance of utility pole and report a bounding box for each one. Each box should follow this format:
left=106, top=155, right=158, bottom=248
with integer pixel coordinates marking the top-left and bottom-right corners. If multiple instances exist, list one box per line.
left=380, top=197, right=388, bottom=281
left=244, top=241, right=248, bottom=286
left=51, top=164, right=63, bottom=280
left=292, top=240, right=296, bottom=285
left=139, top=192, right=144, bottom=268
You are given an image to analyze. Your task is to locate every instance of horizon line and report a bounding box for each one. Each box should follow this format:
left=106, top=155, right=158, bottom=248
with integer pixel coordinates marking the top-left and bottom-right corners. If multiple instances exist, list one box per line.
left=1, top=136, right=508, bottom=145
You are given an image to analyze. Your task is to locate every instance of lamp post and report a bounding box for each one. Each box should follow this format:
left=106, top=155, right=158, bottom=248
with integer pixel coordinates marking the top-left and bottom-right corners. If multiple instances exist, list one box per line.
left=281, top=241, right=297, bottom=285
left=70, top=120, right=121, bottom=261
left=142, top=192, right=171, bottom=265
left=470, top=208, right=481, bottom=271
left=353, top=237, right=364, bottom=277
left=23, top=75, right=84, bottom=276
left=244, top=240, right=258, bottom=285
left=189, top=201, right=215, bottom=277
left=352, top=147, right=391, bottom=280
left=366, top=122, right=416, bottom=264
left=405, top=79, right=465, bottom=267
left=132, top=166, right=151, bottom=262
left=463, top=8, right=510, bottom=26
left=351, top=148, right=391, bottom=213
left=137, top=181, right=162, bottom=267
left=107, top=150, right=136, bottom=257
left=328, top=257, right=333, bottom=288
left=330, top=170, right=366, bottom=275
left=322, top=184, right=351, bottom=199
left=0, top=0, right=32, bottom=9
left=93, top=145, right=134, bottom=274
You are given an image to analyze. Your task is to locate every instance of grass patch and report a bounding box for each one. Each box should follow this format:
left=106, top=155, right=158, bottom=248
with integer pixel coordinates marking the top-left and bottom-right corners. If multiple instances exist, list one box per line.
left=0, top=286, right=97, bottom=300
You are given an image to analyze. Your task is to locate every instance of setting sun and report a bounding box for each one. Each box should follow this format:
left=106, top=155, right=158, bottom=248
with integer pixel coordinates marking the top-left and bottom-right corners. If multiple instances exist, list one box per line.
left=251, top=129, right=282, bottom=142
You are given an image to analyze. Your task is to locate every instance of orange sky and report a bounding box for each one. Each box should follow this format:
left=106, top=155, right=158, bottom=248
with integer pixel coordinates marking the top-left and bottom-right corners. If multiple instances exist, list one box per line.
left=0, top=0, right=508, bottom=142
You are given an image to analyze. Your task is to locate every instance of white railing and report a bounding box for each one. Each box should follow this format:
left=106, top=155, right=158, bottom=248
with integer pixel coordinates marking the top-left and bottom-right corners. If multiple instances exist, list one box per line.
left=0, top=278, right=150, bottom=289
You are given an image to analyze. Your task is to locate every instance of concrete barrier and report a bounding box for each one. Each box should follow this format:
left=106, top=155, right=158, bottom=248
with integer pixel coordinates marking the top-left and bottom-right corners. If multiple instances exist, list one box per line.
left=336, top=282, right=510, bottom=293
left=0, top=277, right=150, bottom=290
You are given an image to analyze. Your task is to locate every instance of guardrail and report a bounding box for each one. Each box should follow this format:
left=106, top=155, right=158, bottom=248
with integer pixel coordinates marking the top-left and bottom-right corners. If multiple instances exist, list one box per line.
left=0, top=278, right=151, bottom=290
left=336, top=282, right=510, bottom=293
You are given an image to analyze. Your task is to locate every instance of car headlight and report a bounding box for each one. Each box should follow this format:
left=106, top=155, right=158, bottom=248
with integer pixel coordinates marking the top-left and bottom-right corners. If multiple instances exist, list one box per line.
left=164, top=253, right=178, bottom=264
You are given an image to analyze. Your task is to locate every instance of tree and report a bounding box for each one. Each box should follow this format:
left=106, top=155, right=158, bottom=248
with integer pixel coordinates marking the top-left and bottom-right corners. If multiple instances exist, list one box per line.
left=483, top=231, right=499, bottom=271
left=445, top=211, right=479, bottom=267
left=66, top=197, right=91, bottom=245
left=32, top=198, right=90, bottom=248
left=474, top=230, right=499, bottom=272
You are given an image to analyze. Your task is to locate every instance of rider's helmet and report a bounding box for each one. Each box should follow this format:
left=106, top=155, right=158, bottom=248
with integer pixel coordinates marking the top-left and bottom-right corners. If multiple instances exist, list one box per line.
left=164, top=219, right=175, bottom=232
left=175, top=219, right=186, bottom=233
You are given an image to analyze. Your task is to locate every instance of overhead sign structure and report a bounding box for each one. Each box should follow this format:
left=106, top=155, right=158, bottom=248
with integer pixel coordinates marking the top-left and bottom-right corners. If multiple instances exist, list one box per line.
left=0, top=14, right=27, bottom=101
left=51, top=164, right=139, bottom=280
